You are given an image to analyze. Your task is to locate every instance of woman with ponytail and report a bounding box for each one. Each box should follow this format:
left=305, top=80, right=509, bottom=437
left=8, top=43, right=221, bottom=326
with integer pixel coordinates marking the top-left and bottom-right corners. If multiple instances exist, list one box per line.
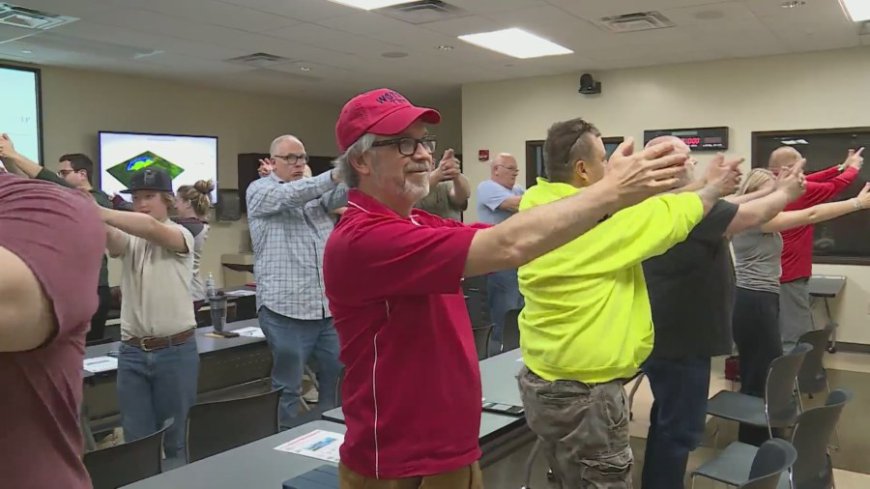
left=174, top=180, right=214, bottom=309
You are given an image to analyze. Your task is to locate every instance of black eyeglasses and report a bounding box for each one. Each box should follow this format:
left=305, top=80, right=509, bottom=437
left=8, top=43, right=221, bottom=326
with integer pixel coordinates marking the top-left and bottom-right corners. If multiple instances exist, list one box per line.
left=57, top=169, right=79, bottom=177
left=274, top=153, right=308, bottom=166
left=371, top=136, right=437, bottom=156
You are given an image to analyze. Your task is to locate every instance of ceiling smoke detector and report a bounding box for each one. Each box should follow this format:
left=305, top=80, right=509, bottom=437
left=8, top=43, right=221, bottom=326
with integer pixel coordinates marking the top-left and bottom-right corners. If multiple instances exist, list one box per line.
left=596, top=11, right=674, bottom=33
left=0, top=3, right=77, bottom=30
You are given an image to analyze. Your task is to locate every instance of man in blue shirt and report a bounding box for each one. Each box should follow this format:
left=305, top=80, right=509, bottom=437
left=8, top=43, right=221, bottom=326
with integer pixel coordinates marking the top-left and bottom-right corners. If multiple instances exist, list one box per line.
left=475, top=154, right=525, bottom=353
left=246, top=134, right=347, bottom=428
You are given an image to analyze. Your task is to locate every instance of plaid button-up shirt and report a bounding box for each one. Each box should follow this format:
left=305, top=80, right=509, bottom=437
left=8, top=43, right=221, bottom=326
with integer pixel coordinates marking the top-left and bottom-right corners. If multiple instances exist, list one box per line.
left=246, top=171, right=348, bottom=319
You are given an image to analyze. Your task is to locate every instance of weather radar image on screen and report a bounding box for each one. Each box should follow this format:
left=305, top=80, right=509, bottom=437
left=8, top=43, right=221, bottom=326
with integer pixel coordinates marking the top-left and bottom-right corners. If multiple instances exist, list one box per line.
left=99, top=131, right=218, bottom=202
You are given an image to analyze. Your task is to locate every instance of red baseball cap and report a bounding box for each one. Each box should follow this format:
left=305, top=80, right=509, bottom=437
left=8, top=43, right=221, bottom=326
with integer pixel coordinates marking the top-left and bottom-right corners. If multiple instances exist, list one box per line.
left=336, top=88, right=441, bottom=152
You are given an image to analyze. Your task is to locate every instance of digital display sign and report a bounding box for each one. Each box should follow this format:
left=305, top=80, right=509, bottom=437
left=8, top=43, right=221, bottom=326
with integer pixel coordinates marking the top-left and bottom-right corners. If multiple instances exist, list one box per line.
left=644, top=126, right=729, bottom=151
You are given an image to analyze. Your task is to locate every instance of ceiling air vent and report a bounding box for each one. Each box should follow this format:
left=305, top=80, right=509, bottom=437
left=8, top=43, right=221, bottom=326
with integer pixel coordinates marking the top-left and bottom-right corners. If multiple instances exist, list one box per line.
left=0, top=3, right=77, bottom=30
left=379, top=0, right=465, bottom=25
left=596, top=11, right=674, bottom=33
left=225, top=52, right=291, bottom=68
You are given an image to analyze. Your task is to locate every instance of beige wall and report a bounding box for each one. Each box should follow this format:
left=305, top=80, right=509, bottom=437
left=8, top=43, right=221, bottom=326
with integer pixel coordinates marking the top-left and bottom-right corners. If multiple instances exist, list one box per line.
left=462, top=46, right=870, bottom=345
left=37, top=66, right=462, bottom=288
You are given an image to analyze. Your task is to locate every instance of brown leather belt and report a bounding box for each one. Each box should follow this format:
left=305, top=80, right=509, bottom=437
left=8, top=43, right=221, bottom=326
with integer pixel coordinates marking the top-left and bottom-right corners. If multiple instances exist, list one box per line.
left=123, top=329, right=195, bottom=352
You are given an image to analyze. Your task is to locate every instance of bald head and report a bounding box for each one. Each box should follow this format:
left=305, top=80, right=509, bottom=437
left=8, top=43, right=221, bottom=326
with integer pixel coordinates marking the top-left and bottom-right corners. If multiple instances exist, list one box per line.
left=646, top=135, right=690, bottom=155
left=491, top=153, right=519, bottom=188
left=768, top=146, right=802, bottom=173
left=270, top=135, right=303, bottom=156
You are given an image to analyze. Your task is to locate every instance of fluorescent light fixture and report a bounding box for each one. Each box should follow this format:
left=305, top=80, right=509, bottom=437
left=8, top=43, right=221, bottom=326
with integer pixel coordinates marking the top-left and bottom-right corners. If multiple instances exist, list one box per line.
left=839, top=0, right=870, bottom=22
left=458, top=28, right=573, bottom=59
left=327, top=0, right=416, bottom=10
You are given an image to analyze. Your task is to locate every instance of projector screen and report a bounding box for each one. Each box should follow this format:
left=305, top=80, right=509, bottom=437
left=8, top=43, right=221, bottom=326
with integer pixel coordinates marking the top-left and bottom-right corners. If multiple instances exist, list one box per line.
left=0, top=65, right=42, bottom=163
left=99, top=131, right=218, bottom=203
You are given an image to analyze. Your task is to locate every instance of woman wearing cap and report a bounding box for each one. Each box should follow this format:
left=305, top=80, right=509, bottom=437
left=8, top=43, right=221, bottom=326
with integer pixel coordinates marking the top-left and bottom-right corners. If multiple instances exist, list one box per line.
left=98, top=167, right=198, bottom=462
left=731, top=166, right=869, bottom=444
left=174, top=179, right=214, bottom=314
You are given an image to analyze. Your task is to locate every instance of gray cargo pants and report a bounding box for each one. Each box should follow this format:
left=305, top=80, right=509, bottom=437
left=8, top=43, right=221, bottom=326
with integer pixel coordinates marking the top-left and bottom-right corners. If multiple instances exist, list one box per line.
left=518, top=367, right=633, bottom=488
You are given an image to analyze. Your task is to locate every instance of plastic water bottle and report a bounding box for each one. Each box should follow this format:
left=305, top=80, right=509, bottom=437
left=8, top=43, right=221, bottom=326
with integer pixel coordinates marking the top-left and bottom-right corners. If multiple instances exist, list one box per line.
left=206, top=273, right=216, bottom=298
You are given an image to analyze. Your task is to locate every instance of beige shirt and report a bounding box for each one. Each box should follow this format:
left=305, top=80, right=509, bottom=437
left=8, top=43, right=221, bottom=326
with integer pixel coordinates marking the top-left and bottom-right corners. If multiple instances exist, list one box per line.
left=414, top=181, right=465, bottom=221
left=114, top=221, right=196, bottom=339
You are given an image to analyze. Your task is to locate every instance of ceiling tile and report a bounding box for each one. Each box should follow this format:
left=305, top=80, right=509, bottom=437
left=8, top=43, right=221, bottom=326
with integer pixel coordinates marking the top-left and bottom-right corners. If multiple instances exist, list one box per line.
left=217, top=0, right=355, bottom=22
left=266, top=22, right=401, bottom=55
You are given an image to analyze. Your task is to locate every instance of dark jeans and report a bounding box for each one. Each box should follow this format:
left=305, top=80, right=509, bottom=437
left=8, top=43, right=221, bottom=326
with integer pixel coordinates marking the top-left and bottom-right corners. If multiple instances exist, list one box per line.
left=486, top=268, right=523, bottom=354
left=87, top=285, right=112, bottom=342
left=258, top=307, right=342, bottom=429
left=518, top=368, right=632, bottom=488
left=642, top=356, right=711, bottom=489
left=733, top=287, right=783, bottom=445
left=117, top=338, right=199, bottom=461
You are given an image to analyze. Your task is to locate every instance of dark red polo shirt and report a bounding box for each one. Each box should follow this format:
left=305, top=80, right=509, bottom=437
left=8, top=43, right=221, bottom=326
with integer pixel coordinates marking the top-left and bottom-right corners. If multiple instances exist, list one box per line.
left=780, top=165, right=858, bottom=283
left=324, top=189, right=486, bottom=479
left=0, top=175, right=105, bottom=489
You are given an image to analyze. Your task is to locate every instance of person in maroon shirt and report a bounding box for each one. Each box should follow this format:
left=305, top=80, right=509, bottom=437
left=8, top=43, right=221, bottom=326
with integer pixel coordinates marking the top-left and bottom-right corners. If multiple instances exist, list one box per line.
left=323, top=88, right=695, bottom=488
left=767, top=146, right=863, bottom=349
left=0, top=174, right=106, bottom=489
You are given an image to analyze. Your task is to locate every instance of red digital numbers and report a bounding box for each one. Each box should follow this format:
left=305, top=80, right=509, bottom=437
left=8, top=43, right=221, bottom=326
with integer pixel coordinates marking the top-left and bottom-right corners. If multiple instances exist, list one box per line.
left=682, top=137, right=702, bottom=147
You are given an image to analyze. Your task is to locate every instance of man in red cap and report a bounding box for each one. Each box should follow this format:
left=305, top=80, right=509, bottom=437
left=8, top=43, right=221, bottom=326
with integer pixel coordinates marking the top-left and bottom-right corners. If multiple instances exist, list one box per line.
left=323, top=88, right=693, bottom=487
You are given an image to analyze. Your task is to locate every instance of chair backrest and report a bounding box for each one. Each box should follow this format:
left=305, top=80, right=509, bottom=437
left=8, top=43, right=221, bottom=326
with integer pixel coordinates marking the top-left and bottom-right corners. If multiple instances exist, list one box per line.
left=186, top=389, right=280, bottom=463
left=741, top=439, right=798, bottom=489
left=502, top=308, right=522, bottom=352
left=790, top=389, right=852, bottom=488
left=796, top=328, right=833, bottom=395
left=765, top=343, right=812, bottom=426
left=84, top=419, right=172, bottom=489
left=472, top=325, right=493, bottom=360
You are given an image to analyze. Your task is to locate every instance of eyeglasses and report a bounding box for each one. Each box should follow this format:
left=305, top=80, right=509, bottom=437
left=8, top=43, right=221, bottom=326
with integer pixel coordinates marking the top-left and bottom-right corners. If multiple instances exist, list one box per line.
left=497, top=165, right=519, bottom=174
left=57, top=169, right=77, bottom=177
left=274, top=153, right=308, bottom=166
left=371, top=136, right=437, bottom=157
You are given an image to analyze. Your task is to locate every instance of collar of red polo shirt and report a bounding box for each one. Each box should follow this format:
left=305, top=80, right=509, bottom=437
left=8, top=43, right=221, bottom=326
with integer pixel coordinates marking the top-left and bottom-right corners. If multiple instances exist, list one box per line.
left=335, top=88, right=441, bottom=152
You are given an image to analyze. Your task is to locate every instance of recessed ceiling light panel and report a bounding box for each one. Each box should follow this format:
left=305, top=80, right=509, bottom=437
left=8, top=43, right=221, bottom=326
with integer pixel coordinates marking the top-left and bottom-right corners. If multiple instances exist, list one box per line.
left=458, top=28, right=572, bottom=59
left=327, top=0, right=416, bottom=11
left=839, top=0, right=870, bottom=22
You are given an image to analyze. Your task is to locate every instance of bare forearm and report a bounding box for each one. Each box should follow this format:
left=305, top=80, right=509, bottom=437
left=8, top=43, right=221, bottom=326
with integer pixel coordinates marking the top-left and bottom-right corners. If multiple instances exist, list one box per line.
left=695, top=186, right=721, bottom=215
left=763, top=199, right=860, bottom=233
left=451, top=175, right=471, bottom=205
left=2, top=152, right=42, bottom=178
left=727, top=190, right=791, bottom=235
left=725, top=187, right=774, bottom=205
left=101, top=208, right=161, bottom=241
left=465, top=184, right=619, bottom=276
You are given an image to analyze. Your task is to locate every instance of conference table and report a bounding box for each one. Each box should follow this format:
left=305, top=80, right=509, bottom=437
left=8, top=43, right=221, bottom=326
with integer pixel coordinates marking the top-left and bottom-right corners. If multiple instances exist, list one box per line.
left=82, top=318, right=272, bottom=439
left=322, top=348, right=530, bottom=467
left=122, top=349, right=533, bottom=488
left=123, top=420, right=348, bottom=489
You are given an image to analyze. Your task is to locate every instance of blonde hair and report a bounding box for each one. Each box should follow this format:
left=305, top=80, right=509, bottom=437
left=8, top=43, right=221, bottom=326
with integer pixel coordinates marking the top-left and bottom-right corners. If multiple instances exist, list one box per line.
left=176, top=179, right=215, bottom=218
left=737, top=169, right=775, bottom=196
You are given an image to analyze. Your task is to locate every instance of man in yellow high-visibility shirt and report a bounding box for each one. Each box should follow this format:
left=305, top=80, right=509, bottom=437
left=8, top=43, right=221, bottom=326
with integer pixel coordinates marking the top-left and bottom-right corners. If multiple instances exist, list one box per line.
left=516, top=118, right=739, bottom=488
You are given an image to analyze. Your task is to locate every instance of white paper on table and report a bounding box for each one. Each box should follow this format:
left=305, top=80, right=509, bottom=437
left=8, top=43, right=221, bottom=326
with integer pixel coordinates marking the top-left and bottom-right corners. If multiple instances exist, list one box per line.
left=224, top=290, right=256, bottom=297
left=83, top=356, right=118, bottom=373
left=274, top=430, right=344, bottom=463
left=232, top=326, right=265, bottom=338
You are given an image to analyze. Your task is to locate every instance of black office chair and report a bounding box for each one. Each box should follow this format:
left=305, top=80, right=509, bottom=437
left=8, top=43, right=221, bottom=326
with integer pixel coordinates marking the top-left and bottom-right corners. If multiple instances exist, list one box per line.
left=472, top=325, right=493, bottom=360
left=84, top=419, right=172, bottom=489
left=501, top=308, right=522, bottom=352
left=462, top=275, right=490, bottom=330
left=707, top=343, right=811, bottom=444
left=739, top=439, right=798, bottom=489
left=796, top=327, right=834, bottom=405
left=691, top=389, right=850, bottom=489
left=186, top=389, right=280, bottom=462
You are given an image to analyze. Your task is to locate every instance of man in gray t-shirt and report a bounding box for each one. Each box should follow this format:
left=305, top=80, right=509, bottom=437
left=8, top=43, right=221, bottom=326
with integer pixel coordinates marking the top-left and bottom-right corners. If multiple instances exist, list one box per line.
left=475, top=154, right=525, bottom=353
left=415, top=149, right=469, bottom=220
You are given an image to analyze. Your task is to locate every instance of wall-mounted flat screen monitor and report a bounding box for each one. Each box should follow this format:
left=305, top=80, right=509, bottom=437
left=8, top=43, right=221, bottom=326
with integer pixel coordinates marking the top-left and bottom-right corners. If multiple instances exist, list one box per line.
left=99, top=131, right=218, bottom=203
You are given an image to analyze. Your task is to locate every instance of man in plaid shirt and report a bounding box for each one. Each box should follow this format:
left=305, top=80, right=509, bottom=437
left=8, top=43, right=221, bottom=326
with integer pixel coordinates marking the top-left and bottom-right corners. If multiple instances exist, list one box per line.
left=247, top=134, right=347, bottom=428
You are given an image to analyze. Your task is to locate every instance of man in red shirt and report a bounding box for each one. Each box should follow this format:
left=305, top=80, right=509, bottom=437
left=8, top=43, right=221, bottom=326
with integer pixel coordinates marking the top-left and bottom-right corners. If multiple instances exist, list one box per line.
left=323, top=88, right=694, bottom=488
left=768, top=146, right=863, bottom=349
left=0, top=174, right=106, bottom=488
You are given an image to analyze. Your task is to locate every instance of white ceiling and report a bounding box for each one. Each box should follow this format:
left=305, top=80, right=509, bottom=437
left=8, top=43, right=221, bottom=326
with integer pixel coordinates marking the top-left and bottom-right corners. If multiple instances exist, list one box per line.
left=0, top=0, right=866, bottom=102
